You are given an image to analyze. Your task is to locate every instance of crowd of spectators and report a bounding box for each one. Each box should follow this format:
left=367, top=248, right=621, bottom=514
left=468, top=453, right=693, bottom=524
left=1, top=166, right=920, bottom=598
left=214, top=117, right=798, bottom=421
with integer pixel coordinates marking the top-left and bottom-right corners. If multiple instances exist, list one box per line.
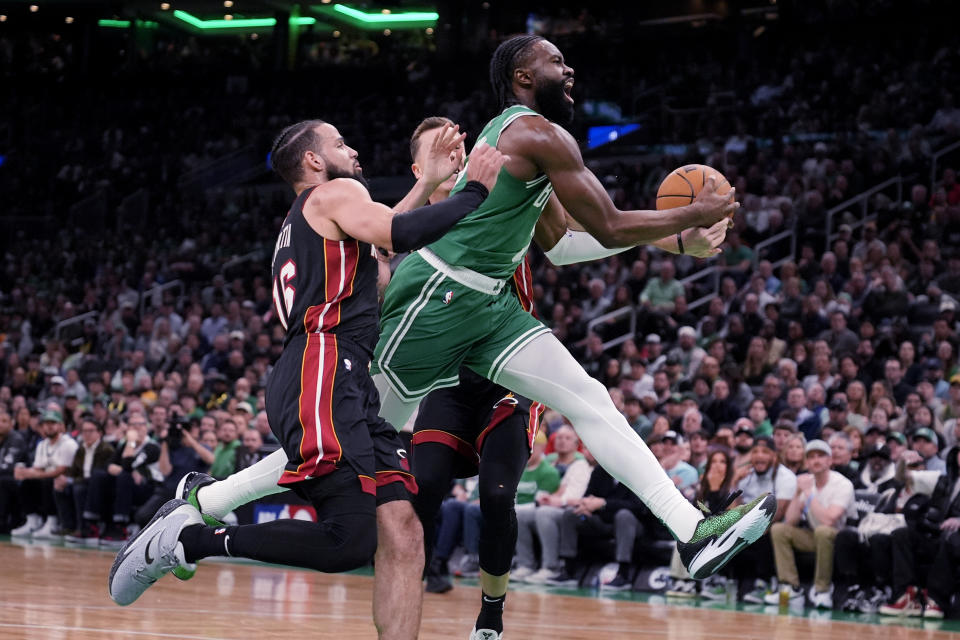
left=3, top=5, right=960, bottom=621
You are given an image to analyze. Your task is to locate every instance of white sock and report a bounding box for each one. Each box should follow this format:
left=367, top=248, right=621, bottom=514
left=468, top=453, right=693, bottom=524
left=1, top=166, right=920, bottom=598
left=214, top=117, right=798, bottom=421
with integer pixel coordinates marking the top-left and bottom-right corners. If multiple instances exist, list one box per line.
left=196, top=448, right=289, bottom=518
left=494, top=333, right=704, bottom=542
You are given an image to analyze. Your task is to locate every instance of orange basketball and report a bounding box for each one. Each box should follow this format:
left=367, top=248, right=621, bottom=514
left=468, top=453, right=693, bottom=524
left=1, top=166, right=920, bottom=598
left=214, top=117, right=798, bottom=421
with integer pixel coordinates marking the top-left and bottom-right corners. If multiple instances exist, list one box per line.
left=656, top=164, right=731, bottom=210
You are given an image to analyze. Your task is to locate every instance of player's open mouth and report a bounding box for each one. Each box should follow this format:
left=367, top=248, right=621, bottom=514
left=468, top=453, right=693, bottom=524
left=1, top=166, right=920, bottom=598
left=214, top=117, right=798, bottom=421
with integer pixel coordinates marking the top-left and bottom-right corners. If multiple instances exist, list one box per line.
left=563, top=78, right=574, bottom=103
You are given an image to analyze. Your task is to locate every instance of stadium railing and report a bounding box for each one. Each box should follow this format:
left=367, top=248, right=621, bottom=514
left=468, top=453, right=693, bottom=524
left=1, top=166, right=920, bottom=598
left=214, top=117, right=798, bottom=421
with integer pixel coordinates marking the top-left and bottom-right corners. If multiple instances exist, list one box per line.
left=824, top=176, right=904, bottom=249
left=680, top=265, right=720, bottom=312
left=138, top=280, right=184, bottom=316
left=221, top=250, right=267, bottom=278
left=753, top=224, right=797, bottom=269
left=54, top=311, right=98, bottom=342
left=587, top=305, right=637, bottom=352
left=930, top=138, right=960, bottom=191
left=177, top=145, right=268, bottom=194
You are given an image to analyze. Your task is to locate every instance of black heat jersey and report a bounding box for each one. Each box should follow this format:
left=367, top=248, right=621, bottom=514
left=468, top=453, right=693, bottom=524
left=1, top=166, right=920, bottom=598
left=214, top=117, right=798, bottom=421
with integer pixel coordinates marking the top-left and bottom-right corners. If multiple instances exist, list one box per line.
left=270, top=185, right=380, bottom=354
left=267, top=185, right=416, bottom=493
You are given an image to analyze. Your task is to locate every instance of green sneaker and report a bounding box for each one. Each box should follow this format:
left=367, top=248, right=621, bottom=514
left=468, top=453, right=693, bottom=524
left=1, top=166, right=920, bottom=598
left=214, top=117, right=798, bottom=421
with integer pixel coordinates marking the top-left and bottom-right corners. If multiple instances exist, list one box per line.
left=677, top=491, right=776, bottom=580
left=170, top=472, right=223, bottom=581
left=699, top=577, right=729, bottom=601
left=176, top=472, right=225, bottom=527
left=172, top=564, right=197, bottom=581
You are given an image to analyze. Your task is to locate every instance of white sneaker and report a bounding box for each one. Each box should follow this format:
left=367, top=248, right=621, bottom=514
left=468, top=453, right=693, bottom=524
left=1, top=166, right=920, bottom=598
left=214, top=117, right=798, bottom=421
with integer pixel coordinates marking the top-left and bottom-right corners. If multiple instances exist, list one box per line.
left=32, top=517, right=63, bottom=540
left=700, top=576, right=729, bottom=601
left=523, top=568, right=556, bottom=584
left=11, top=514, right=43, bottom=537
left=665, top=579, right=698, bottom=598
left=808, top=585, right=833, bottom=609
left=764, top=584, right=805, bottom=605
left=108, top=499, right=203, bottom=606
left=743, top=579, right=773, bottom=604
left=469, top=628, right=502, bottom=640
left=509, top=566, right=534, bottom=582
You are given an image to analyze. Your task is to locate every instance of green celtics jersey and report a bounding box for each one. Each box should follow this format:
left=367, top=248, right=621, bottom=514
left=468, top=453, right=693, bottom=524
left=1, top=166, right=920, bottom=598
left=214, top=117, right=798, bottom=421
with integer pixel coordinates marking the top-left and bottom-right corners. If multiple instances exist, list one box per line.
left=427, top=105, right=554, bottom=279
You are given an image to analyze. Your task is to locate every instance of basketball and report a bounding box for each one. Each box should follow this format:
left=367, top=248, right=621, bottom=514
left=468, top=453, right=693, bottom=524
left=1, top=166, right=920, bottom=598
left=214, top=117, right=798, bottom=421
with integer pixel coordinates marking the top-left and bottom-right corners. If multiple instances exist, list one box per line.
left=656, top=164, right=731, bottom=210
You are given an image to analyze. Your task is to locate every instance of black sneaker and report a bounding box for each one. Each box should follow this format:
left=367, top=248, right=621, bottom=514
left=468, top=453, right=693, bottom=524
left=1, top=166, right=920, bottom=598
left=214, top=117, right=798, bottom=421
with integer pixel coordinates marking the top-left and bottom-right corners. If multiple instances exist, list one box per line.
left=545, top=568, right=579, bottom=587
left=65, top=521, right=101, bottom=547
left=426, top=572, right=453, bottom=593
left=99, top=523, right=128, bottom=549
left=425, top=558, right=453, bottom=593
left=602, top=574, right=633, bottom=591
left=677, top=491, right=777, bottom=580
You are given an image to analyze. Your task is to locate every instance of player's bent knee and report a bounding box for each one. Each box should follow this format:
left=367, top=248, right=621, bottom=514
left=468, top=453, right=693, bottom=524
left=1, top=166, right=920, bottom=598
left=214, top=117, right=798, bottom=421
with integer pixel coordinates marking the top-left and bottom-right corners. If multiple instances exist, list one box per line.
left=480, top=484, right=516, bottom=518
left=308, top=513, right=378, bottom=572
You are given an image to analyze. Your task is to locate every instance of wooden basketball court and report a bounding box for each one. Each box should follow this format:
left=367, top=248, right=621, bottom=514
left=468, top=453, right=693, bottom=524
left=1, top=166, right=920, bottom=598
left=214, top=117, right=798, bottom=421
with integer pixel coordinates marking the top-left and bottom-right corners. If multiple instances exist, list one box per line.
left=1, top=539, right=955, bottom=639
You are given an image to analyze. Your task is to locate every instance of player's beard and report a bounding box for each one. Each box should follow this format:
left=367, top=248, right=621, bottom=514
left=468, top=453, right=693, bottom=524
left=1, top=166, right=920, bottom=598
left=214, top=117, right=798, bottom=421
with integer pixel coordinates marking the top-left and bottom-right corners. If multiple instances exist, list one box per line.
left=323, top=157, right=369, bottom=189
left=535, top=76, right=574, bottom=126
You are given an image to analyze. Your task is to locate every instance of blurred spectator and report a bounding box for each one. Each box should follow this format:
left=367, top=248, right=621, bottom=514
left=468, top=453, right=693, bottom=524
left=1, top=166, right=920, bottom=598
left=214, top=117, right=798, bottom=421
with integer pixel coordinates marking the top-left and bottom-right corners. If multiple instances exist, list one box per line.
left=516, top=426, right=592, bottom=584
left=59, top=417, right=114, bottom=542
left=83, top=414, right=160, bottom=546
left=911, top=428, right=946, bottom=474
left=8, top=410, right=78, bottom=539
left=732, top=435, right=797, bottom=603
left=649, top=431, right=698, bottom=499
left=767, top=439, right=855, bottom=608
left=208, top=418, right=241, bottom=479
left=878, top=446, right=960, bottom=618
left=0, top=408, right=30, bottom=532
left=829, top=432, right=859, bottom=483
left=235, top=428, right=266, bottom=473
left=553, top=457, right=647, bottom=589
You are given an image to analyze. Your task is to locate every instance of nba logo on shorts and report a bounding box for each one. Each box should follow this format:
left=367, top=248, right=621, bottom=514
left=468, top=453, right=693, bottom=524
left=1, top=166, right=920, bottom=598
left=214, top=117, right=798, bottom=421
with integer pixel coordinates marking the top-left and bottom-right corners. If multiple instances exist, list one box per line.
left=442, top=290, right=454, bottom=305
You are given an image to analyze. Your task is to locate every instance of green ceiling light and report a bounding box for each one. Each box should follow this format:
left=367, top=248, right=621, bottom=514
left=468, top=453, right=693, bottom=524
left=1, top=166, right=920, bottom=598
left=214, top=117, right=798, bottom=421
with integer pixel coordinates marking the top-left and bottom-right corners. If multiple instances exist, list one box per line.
left=312, top=4, right=438, bottom=29
left=332, top=4, right=438, bottom=24
left=172, top=10, right=316, bottom=30
left=98, top=19, right=131, bottom=28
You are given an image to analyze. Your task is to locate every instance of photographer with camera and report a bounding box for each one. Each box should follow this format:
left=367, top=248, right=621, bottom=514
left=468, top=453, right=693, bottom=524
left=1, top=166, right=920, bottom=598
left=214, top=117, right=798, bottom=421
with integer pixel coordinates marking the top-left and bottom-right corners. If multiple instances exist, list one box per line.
left=137, top=408, right=209, bottom=528
left=877, top=444, right=960, bottom=618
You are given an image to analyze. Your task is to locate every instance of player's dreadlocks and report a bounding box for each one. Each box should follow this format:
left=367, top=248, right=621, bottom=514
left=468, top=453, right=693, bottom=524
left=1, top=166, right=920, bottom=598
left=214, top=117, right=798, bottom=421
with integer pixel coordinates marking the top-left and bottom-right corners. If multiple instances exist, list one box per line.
left=269, top=119, right=326, bottom=186
left=489, top=35, right=545, bottom=110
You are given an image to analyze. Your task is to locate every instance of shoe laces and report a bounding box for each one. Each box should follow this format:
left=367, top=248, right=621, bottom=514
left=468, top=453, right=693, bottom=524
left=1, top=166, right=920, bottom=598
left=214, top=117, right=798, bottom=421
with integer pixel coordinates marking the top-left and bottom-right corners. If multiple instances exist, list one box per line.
left=697, top=489, right=742, bottom=516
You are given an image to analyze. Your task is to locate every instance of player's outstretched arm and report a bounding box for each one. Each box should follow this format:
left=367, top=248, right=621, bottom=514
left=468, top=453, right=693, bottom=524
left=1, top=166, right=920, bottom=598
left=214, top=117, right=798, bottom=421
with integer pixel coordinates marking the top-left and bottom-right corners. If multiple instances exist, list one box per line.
left=392, top=123, right=467, bottom=214
left=518, top=118, right=737, bottom=247
left=534, top=194, right=728, bottom=264
left=313, top=143, right=505, bottom=252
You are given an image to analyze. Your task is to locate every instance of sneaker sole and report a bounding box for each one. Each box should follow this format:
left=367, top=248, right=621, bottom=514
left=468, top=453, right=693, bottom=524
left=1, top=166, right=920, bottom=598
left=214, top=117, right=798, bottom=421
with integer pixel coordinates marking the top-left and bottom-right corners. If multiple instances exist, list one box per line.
left=878, top=607, right=922, bottom=617
left=108, top=499, right=188, bottom=606
left=688, top=494, right=776, bottom=579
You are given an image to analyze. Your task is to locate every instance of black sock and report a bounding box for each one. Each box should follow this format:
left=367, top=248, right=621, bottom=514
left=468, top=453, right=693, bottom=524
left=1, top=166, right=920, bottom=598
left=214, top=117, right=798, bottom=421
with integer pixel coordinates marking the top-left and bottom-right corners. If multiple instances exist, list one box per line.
left=618, top=562, right=631, bottom=577
left=475, top=591, right=505, bottom=634
left=178, top=524, right=238, bottom=564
